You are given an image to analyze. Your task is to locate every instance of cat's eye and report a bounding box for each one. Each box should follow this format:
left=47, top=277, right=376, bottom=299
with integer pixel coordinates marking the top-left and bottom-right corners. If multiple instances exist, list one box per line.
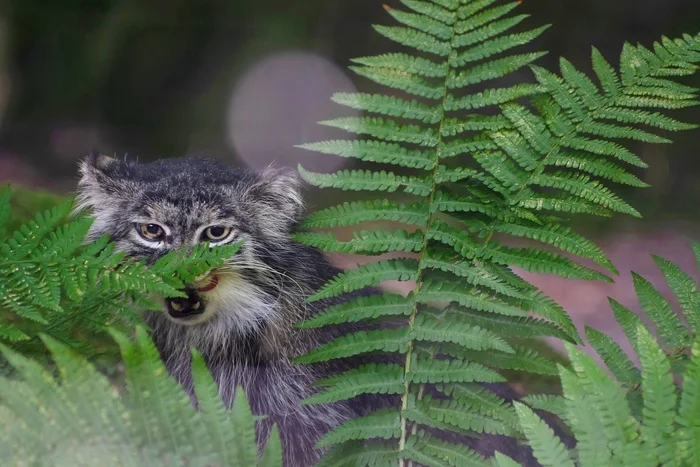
left=203, top=226, right=231, bottom=242
left=137, top=223, right=165, bottom=241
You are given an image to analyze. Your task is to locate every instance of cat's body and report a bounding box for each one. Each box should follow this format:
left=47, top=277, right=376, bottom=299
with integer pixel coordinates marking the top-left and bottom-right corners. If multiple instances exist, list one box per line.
left=76, top=153, right=543, bottom=466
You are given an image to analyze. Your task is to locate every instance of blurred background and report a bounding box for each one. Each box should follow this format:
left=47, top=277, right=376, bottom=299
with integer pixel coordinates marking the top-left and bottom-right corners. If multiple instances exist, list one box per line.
left=1, top=0, right=700, bottom=360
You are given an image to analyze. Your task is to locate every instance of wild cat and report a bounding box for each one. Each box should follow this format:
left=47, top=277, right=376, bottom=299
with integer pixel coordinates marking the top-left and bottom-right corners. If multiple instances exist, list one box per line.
left=76, top=153, right=540, bottom=466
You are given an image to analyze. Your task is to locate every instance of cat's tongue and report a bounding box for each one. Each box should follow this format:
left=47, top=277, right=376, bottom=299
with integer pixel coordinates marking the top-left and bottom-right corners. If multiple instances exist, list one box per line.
left=197, top=275, right=219, bottom=293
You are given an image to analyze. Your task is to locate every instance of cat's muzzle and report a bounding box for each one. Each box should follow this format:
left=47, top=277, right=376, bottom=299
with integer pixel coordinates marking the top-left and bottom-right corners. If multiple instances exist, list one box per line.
left=166, top=288, right=205, bottom=319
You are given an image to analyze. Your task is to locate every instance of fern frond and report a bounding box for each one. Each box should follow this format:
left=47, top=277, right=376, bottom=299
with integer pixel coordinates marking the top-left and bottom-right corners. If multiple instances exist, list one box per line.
left=652, top=253, right=700, bottom=335
left=440, top=343, right=559, bottom=375
left=410, top=395, right=521, bottom=436
left=307, top=258, right=419, bottom=301
left=557, top=366, right=613, bottom=466
left=413, top=312, right=514, bottom=353
left=636, top=324, right=677, bottom=464
left=632, top=271, right=690, bottom=350
left=676, top=338, right=700, bottom=465
left=0, top=328, right=280, bottom=466
left=513, top=402, right=574, bottom=467
left=403, top=432, right=490, bottom=467
left=566, top=342, right=639, bottom=453
left=293, top=229, right=424, bottom=255
left=409, top=356, right=505, bottom=384
left=436, top=383, right=519, bottom=427
left=316, top=408, right=401, bottom=448
left=304, top=363, right=405, bottom=405
left=295, top=1, right=700, bottom=462
left=296, top=293, right=411, bottom=328
left=299, top=199, right=429, bottom=229
left=416, top=281, right=527, bottom=317
left=585, top=326, right=641, bottom=387
left=521, top=394, right=568, bottom=420
left=298, top=166, right=431, bottom=195
left=297, top=139, right=437, bottom=168
left=294, top=328, right=409, bottom=364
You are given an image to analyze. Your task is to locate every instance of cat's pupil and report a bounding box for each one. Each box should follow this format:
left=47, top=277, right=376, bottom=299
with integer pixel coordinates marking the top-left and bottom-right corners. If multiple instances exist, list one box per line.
left=146, top=224, right=160, bottom=235
left=209, top=226, right=225, bottom=237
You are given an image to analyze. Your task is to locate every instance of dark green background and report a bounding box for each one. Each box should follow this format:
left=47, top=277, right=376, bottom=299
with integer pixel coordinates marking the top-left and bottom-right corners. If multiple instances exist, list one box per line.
left=0, top=0, right=699, bottom=228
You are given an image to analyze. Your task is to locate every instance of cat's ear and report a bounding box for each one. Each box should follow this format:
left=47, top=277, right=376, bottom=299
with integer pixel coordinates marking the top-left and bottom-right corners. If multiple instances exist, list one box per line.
left=76, top=151, right=128, bottom=213
left=248, top=165, right=305, bottom=231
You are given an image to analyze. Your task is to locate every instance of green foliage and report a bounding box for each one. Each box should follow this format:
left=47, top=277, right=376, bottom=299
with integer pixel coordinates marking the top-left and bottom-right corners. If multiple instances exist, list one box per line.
left=0, top=326, right=281, bottom=466
left=293, top=0, right=700, bottom=463
left=0, top=185, right=240, bottom=361
left=513, top=246, right=700, bottom=466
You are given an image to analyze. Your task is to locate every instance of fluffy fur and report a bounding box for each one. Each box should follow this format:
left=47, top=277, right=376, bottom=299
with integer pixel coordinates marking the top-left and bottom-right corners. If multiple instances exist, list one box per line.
left=76, top=153, right=547, bottom=466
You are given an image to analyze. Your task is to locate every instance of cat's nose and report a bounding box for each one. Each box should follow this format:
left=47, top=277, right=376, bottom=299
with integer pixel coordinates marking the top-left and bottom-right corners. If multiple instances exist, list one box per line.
left=165, top=289, right=204, bottom=318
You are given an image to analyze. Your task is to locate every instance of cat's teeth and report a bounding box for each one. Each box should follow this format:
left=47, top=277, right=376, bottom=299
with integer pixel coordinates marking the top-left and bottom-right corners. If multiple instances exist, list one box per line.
left=192, top=302, right=201, bottom=310
left=170, top=301, right=182, bottom=311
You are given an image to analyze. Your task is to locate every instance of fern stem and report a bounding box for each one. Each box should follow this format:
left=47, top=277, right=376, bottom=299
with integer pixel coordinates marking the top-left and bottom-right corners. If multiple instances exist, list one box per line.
left=397, top=10, right=458, bottom=466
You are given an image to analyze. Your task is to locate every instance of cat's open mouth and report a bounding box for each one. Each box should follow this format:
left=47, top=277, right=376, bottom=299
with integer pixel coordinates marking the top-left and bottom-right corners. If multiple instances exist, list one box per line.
left=165, top=275, right=219, bottom=319
left=165, top=288, right=205, bottom=319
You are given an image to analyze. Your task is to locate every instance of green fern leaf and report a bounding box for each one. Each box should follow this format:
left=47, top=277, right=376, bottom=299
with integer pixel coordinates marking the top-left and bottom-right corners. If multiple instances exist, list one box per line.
left=316, top=408, right=401, bottom=448
left=413, top=312, right=514, bottom=353
left=632, top=271, right=690, bottom=350
left=307, top=259, right=419, bottom=302
left=444, top=83, right=543, bottom=111
left=439, top=343, right=559, bottom=376
left=595, top=106, right=697, bottom=131
left=298, top=139, right=437, bottom=168
left=455, top=2, right=519, bottom=34
left=304, top=363, right=405, bottom=405
left=297, top=293, right=411, bottom=328
left=531, top=172, right=641, bottom=216
left=436, top=383, right=519, bottom=427
left=351, top=65, right=445, bottom=99
left=676, top=338, right=700, bottom=465
left=453, top=11, right=526, bottom=46
left=514, top=402, right=574, bottom=467
left=547, top=151, right=648, bottom=188
left=585, top=326, right=641, bottom=386
left=320, top=117, right=439, bottom=146
left=0, top=185, right=12, bottom=237
left=385, top=5, right=452, bottom=40
left=485, top=221, right=616, bottom=272
left=351, top=53, right=447, bottom=78
left=566, top=342, right=639, bottom=453
left=451, top=307, right=572, bottom=343
left=294, top=328, right=409, bottom=364
left=521, top=394, right=568, bottom=420
left=298, top=166, right=431, bottom=195
left=300, top=199, right=428, bottom=229
left=260, top=426, right=283, bottom=467
left=294, top=229, right=424, bottom=255
left=557, top=366, right=612, bottom=466
left=449, top=52, right=547, bottom=88
left=517, top=194, right=613, bottom=217
left=411, top=395, right=521, bottom=437
left=591, top=47, right=622, bottom=97
left=417, top=281, right=527, bottom=317
left=409, top=357, right=505, bottom=384
left=319, top=441, right=398, bottom=467
left=374, top=25, right=451, bottom=56
left=451, top=26, right=549, bottom=66
left=652, top=253, right=700, bottom=335
left=485, top=244, right=612, bottom=282
left=636, top=324, right=676, bottom=464
left=403, top=432, right=490, bottom=467
left=609, top=298, right=648, bottom=354
left=492, top=452, right=522, bottom=467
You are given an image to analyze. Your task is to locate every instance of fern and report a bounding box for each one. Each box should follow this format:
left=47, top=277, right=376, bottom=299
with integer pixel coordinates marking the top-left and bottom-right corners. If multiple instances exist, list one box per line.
left=0, top=187, right=239, bottom=361
left=293, top=0, right=700, bottom=463
left=512, top=245, right=700, bottom=465
left=0, top=326, right=281, bottom=466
